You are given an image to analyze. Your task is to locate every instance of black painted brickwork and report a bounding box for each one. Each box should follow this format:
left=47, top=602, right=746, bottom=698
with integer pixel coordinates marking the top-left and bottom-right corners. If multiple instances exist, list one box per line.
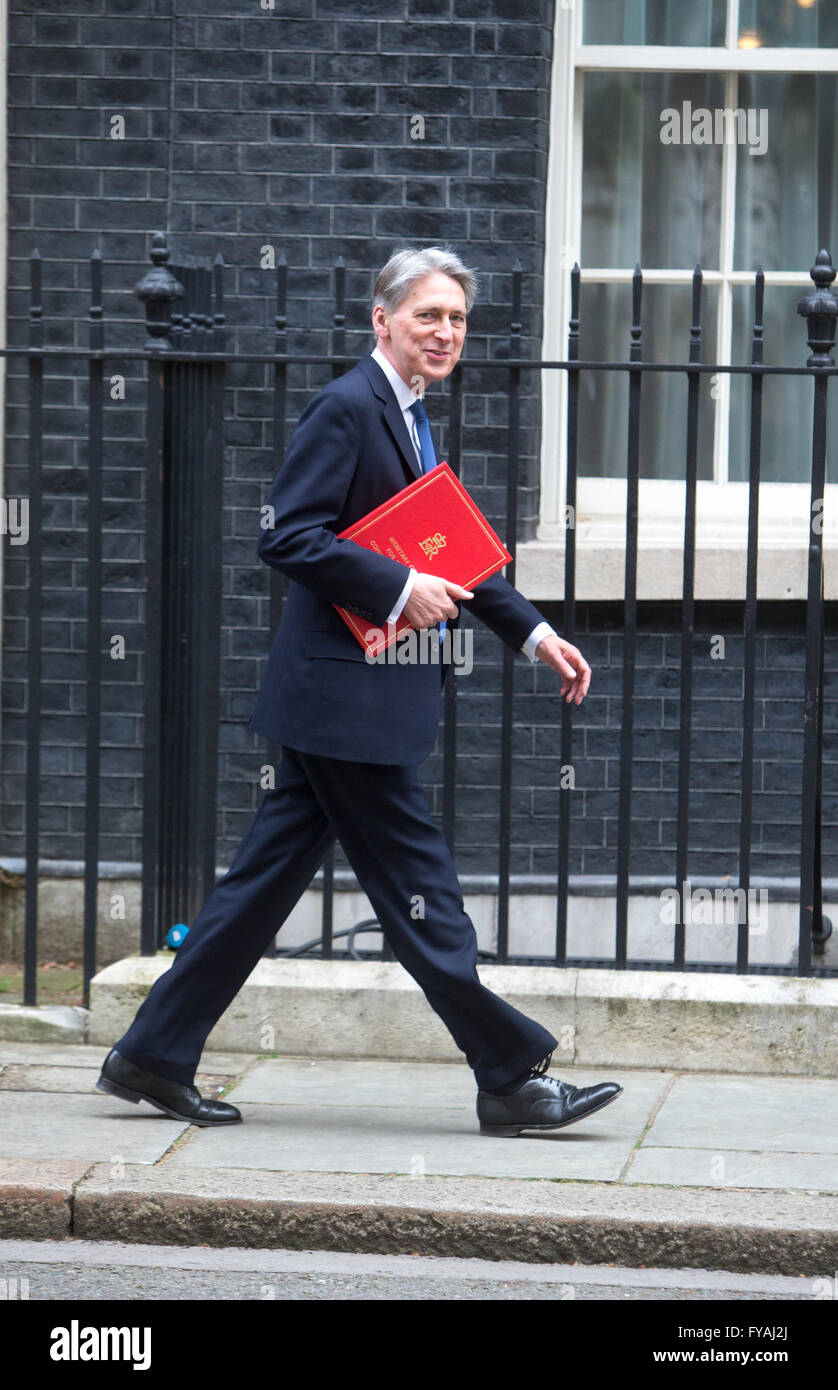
left=2, top=1, right=834, bottom=888
left=2, top=0, right=557, bottom=878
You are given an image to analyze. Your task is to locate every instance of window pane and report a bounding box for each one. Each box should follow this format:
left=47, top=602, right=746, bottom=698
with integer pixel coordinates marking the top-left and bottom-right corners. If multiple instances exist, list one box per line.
left=582, top=72, right=725, bottom=269
left=578, top=282, right=717, bottom=480
left=729, top=283, right=838, bottom=483
left=583, top=0, right=726, bottom=45
left=734, top=74, right=838, bottom=272
left=739, top=0, right=838, bottom=49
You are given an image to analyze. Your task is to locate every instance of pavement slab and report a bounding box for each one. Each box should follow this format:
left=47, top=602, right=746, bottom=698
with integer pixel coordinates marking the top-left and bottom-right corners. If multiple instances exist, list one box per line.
left=167, top=1058, right=665, bottom=1181
left=0, top=1092, right=186, bottom=1163
left=0, top=1044, right=836, bottom=1273
left=626, top=1145, right=838, bottom=1193
left=162, top=1102, right=636, bottom=1181
left=645, top=1073, right=838, bottom=1154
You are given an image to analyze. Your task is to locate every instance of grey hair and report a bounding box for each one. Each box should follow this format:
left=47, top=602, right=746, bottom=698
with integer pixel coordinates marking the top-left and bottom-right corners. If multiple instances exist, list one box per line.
left=372, top=245, right=478, bottom=315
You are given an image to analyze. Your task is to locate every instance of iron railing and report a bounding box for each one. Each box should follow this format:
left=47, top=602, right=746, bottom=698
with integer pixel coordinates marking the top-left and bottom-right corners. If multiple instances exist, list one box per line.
left=3, top=231, right=837, bottom=1007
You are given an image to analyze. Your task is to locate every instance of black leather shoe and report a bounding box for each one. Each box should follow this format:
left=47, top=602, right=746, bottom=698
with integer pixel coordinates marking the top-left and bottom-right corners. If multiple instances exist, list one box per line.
left=477, top=1055, right=623, bottom=1137
left=95, top=1047, right=242, bottom=1126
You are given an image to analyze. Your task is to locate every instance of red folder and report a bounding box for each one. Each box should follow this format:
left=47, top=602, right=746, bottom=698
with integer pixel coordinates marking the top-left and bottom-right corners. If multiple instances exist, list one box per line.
left=333, top=462, right=512, bottom=656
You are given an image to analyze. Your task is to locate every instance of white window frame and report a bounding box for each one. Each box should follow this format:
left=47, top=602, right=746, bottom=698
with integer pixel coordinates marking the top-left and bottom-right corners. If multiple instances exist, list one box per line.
left=521, top=0, right=838, bottom=602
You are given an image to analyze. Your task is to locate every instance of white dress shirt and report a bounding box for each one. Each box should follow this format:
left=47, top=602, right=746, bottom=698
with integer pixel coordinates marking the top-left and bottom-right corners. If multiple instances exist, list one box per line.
left=370, top=344, right=557, bottom=663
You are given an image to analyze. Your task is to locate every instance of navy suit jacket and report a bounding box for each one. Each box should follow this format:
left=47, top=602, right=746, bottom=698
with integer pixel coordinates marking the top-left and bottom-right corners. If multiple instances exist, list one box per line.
left=249, top=352, right=548, bottom=764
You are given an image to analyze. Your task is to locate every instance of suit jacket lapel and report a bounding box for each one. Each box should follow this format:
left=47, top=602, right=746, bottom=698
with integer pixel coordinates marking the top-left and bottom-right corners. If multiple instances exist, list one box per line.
left=358, top=353, right=423, bottom=483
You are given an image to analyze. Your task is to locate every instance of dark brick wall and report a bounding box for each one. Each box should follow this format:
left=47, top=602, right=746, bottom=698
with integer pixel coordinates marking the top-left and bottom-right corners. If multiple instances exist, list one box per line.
left=2, top=0, right=557, bottom=875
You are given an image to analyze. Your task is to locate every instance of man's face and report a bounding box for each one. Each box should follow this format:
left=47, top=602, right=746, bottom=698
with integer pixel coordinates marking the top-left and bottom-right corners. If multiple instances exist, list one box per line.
left=372, top=271, right=467, bottom=392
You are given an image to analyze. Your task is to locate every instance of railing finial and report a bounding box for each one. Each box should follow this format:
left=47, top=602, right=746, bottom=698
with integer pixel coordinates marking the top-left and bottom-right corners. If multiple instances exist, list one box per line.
left=797, top=248, right=838, bottom=367
left=134, top=231, right=183, bottom=352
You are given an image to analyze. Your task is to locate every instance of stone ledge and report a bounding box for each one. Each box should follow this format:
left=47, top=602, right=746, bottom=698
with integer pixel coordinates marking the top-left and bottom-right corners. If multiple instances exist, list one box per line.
left=0, top=1003, right=88, bottom=1045
left=84, top=956, right=838, bottom=1077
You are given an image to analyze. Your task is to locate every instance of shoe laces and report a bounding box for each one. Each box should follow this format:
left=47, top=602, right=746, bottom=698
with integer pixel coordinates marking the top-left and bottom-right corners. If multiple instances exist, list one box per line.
left=528, top=1051, right=574, bottom=1097
left=530, top=1051, right=553, bottom=1078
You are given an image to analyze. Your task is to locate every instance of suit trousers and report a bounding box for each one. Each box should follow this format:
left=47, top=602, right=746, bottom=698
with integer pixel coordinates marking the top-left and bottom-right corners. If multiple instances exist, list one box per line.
left=114, top=745, right=558, bottom=1092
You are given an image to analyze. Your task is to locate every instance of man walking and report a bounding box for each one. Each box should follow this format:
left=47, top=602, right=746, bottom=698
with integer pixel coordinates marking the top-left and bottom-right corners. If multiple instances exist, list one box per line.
left=97, top=246, right=622, bottom=1138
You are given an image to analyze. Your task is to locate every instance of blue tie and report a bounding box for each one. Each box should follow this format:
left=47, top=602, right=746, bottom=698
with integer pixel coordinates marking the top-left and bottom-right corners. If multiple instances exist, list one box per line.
left=408, top=397, right=438, bottom=473
left=408, top=398, right=445, bottom=639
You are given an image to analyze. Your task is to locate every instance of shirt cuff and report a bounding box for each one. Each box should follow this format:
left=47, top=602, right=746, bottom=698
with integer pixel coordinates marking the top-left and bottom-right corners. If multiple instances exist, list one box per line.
left=522, top=622, right=557, bottom=663
left=386, top=568, right=416, bottom=624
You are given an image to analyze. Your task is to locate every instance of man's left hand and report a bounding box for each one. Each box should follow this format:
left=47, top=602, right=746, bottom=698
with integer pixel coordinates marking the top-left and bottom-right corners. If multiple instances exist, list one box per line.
left=534, top=634, right=591, bottom=705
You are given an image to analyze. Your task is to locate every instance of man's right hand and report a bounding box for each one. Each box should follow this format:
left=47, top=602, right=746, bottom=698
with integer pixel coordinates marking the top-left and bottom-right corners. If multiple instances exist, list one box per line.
left=402, top=574, right=474, bottom=629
